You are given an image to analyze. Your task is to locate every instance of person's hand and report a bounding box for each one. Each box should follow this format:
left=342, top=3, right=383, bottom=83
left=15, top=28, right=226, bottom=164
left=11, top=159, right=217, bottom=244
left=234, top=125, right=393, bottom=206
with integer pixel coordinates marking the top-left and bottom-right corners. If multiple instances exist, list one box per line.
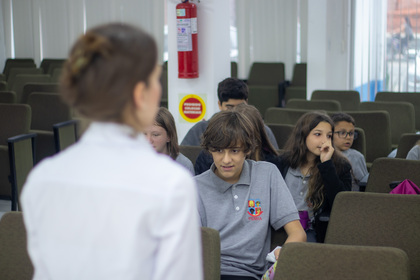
left=320, top=139, right=334, bottom=162
left=274, top=247, right=281, bottom=260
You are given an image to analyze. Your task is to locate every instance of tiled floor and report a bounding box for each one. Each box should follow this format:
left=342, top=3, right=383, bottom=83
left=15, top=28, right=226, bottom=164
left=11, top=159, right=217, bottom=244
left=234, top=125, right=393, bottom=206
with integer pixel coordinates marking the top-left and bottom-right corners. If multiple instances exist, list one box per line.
left=0, top=200, right=12, bottom=220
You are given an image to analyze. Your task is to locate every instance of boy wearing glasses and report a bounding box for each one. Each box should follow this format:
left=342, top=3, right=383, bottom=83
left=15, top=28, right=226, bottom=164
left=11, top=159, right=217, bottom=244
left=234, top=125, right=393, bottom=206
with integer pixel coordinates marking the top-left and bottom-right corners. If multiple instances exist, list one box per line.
left=331, top=113, right=369, bottom=191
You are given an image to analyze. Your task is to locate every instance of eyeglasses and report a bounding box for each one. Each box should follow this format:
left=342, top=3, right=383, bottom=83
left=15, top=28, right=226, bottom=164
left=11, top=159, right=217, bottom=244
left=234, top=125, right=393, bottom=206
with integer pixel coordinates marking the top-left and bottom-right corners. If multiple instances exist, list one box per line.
left=334, top=131, right=358, bottom=139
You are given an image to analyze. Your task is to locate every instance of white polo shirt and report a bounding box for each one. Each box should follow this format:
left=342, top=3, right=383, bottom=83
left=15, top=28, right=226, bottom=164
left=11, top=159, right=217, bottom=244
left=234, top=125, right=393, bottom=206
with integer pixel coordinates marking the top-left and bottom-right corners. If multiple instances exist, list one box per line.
left=21, top=122, right=203, bottom=280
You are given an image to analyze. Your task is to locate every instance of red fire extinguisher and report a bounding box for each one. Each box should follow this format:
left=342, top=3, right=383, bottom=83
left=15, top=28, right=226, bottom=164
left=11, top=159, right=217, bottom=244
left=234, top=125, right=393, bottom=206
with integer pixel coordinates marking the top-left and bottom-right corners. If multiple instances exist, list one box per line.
left=176, top=0, right=198, bottom=79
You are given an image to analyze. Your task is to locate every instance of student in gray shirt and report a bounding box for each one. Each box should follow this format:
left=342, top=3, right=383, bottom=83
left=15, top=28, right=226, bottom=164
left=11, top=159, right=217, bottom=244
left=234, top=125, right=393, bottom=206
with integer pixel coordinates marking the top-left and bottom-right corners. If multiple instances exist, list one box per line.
left=145, top=107, right=194, bottom=175
left=195, top=110, right=306, bottom=280
left=407, top=140, right=420, bottom=160
left=331, top=113, right=369, bottom=191
left=181, top=77, right=278, bottom=149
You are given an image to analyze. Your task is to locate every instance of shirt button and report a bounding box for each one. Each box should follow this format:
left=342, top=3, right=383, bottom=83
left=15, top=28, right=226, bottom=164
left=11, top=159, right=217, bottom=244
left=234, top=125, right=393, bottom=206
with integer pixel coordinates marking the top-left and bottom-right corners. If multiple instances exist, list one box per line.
left=235, top=206, right=240, bottom=211
left=300, top=191, right=304, bottom=196
left=234, top=195, right=238, bottom=199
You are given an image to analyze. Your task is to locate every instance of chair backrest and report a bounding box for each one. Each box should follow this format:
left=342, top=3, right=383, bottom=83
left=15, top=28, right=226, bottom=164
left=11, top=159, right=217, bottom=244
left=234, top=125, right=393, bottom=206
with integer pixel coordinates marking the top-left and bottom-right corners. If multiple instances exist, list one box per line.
left=10, top=74, right=51, bottom=103
left=21, top=83, right=59, bottom=104
left=53, top=120, right=79, bottom=153
left=275, top=242, right=410, bottom=280
left=0, top=104, right=31, bottom=145
left=0, top=91, right=17, bottom=103
left=39, top=58, right=66, bottom=74
left=359, top=101, right=416, bottom=148
left=0, top=81, right=7, bottom=91
left=286, top=99, right=341, bottom=112
left=201, top=227, right=220, bottom=280
left=7, top=133, right=36, bottom=211
left=0, top=212, right=34, bottom=280
left=50, top=68, right=63, bottom=83
left=247, top=62, right=285, bottom=86
left=345, top=111, right=392, bottom=164
left=351, top=127, right=366, bottom=158
left=396, top=133, right=420, bottom=158
left=290, top=63, right=307, bottom=86
left=2, top=59, right=36, bottom=79
left=248, top=85, right=279, bottom=117
left=231, top=61, right=238, bottom=78
left=7, top=68, right=44, bottom=89
left=264, top=107, right=326, bottom=125
left=179, top=145, right=203, bottom=166
left=159, top=61, right=168, bottom=108
left=311, top=90, right=361, bottom=111
left=375, top=91, right=420, bottom=131
left=28, top=92, right=72, bottom=131
left=365, top=157, right=420, bottom=193
left=325, top=191, right=420, bottom=280
left=284, top=87, right=306, bottom=104
left=266, top=123, right=295, bottom=149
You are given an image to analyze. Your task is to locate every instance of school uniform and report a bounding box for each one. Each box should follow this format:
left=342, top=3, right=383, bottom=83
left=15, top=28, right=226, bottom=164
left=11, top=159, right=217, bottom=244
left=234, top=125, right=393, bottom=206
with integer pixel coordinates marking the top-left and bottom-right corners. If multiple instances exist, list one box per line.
left=274, top=154, right=352, bottom=243
left=406, top=145, right=420, bottom=160
left=342, top=148, right=369, bottom=190
left=21, top=122, right=202, bottom=280
left=175, top=152, right=195, bottom=175
left=195, top=160, right=299, bottom=279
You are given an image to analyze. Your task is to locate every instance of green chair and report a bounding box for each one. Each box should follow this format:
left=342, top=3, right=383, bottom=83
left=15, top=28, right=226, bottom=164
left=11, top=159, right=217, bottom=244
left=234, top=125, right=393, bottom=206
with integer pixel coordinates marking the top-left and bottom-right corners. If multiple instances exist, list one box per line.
left=345, top=111, right=392, bottom=167
left=395, top=133, right=420, bottom=158
left=201, top=227, right=220, bottom=280
left=247, top=62, right=285, bottom=86
left=284, top=87, right=306, bottom=104
left=286, top=99, right=341, bottom=112
left=275, top=242, right=409, bottom=280
left=231, top=61, right=238, bottom=78
left=351, top=127, right=366, bottom=159
left=21, top=83, right=59, bottom=104
left=375, top=91, right=420, bottom=131
left=0, top=91, right=17, bottom=103
left=325, top=191, right=420, bottom=280
left=0, top=81, right=7, bottom=91
left=360, top=101, right=416, bottom=149
left=179, top=145, right=203, bottom=166
left=53, top=120, right=79, bottom=152
left=266, top=123, right=294, bottom=149
left=311, top=90, right=361, bottom=111
left=7, top=68, right=44, bottom=90
left=248, top=85, right=280, bottom=117
left=10, top=74, right=51, bottom=103
left=0, top=212, right=34, bottom=280
left=2, top=59, right=36, bottom=79
left=159, top=61, right=168, bottom=108
left=39, top=58, right=66, bottom=74
left=365, top=157, right=420, bottom=193
left=264, top=107, right=326, bottom=125
left=7, top=133, right=36, bottom=211
left=0, top=104, right=31, bottom=203
left=27, top=92, right=72, bottom=163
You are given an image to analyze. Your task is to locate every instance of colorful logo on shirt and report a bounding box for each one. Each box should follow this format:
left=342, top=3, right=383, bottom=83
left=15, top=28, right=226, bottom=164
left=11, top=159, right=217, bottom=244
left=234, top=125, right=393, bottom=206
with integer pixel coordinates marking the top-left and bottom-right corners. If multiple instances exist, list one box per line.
left=248, top=199, right=263, bottom=220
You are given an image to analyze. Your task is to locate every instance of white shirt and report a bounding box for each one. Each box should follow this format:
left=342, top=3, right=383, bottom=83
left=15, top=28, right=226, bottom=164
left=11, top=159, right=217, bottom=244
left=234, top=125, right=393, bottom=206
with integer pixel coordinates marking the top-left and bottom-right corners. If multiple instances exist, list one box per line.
left=21, top=122, right=203, bottom=280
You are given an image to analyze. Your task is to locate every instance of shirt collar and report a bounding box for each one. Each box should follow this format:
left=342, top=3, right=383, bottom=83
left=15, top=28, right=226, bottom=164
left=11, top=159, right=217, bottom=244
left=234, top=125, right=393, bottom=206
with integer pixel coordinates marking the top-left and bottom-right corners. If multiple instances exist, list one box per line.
left=210, top=160, right=251, bottom=193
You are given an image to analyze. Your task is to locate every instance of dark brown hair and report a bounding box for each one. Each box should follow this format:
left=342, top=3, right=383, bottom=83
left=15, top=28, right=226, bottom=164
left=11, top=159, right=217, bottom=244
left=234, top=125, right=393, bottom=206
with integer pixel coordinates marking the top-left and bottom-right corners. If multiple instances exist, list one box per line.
left=233, top=103, right=278, bottom=161
left=202, top=110, right=256, bottom=154
left=60, top=23, right=157, bottom=122
left=154, top=107, right=179, bottom=160
left=283, top=111, right=348, bottom=210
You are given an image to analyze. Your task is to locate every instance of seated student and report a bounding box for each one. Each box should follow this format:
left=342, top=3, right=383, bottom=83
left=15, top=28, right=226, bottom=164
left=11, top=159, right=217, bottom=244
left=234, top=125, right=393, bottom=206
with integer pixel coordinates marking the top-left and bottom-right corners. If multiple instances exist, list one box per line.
left=406, top=140, right=420, bottom=160
left=195, top=110, right=306, bottom=280
left=194, top=103, right=279, bottom=175
left=331, top=112, right=369, bottom=191
left=181, top=77, right=278, bottom=149
left=274, top=112, right=352, bottom=243
left=145, top=107, right=194, bottom=174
